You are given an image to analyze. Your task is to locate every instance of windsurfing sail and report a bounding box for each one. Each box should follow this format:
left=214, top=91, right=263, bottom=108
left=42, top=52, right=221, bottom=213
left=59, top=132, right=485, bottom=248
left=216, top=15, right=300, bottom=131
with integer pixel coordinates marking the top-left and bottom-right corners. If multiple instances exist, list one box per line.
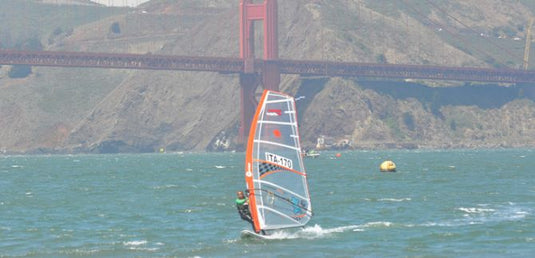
left=245, top=90, right=312, bottom=233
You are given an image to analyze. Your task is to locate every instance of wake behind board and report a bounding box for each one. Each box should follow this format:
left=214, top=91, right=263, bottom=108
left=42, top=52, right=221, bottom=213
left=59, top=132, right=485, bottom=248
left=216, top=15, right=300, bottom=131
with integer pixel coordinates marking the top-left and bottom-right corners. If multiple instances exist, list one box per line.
left=240, top=230, right=271, bottom=240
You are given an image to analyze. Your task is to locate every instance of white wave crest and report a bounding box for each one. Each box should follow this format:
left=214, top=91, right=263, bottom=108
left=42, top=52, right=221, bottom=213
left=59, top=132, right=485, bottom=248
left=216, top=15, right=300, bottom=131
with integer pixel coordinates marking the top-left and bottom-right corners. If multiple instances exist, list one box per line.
left=424, top=204, right=531, bottom=227
left=361, top=221, right=394, bottom=228
left=378, top=198, right=412, bottom=202
left=123, top=240, right=160, bottom=251
left=123, top=240, right=147, bottom=246
left=457, top=207, right=496, bottom=214
left=153, top=184, right=179, bottom=190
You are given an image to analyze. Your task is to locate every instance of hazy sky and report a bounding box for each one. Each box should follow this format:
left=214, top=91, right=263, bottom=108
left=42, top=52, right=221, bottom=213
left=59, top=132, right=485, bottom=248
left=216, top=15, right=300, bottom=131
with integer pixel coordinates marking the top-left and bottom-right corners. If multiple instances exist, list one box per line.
left=90, top=0, right=151, bottom=7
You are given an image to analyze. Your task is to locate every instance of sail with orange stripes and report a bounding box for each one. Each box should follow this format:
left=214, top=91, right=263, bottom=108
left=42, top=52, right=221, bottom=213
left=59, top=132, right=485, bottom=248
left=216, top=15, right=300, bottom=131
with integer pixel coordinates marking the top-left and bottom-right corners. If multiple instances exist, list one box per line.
left=245, top=90, right=312, bottom=232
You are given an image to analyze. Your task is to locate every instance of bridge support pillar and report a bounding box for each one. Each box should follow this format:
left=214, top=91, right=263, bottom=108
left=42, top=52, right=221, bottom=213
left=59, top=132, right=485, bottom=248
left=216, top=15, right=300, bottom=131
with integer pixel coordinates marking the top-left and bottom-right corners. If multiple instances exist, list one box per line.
left=238, top=0, right=279, bottom=144
left=262, top=63, right=280, bottom=91
left=238, top=73, right=260, bottom=145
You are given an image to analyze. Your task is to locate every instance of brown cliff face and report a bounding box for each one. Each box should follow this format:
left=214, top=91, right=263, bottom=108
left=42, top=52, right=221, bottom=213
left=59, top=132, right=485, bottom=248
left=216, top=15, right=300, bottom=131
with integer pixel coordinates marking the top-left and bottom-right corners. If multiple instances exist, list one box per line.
left=66, top=70, right=241, bottom=153
left=297, top=78, right=535, bottom=149
left=0, top=0, right=534, bottom=154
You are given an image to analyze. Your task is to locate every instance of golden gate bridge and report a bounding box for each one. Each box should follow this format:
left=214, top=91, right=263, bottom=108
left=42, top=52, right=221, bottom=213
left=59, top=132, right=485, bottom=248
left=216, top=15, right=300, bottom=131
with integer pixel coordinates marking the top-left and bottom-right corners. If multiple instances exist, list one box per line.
left=1, top=0, right=534, bottom=143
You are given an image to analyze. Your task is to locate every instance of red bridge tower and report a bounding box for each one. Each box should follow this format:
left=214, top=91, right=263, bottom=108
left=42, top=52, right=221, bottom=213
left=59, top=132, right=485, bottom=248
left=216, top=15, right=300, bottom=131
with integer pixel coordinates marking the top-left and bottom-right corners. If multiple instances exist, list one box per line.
left=238, top=0, right=280, bottom=144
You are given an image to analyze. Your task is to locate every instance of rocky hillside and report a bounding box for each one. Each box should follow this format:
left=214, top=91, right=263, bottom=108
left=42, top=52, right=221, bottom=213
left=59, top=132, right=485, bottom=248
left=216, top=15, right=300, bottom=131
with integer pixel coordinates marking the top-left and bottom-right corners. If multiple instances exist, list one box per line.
left=0, top=0, right=534, bottom=154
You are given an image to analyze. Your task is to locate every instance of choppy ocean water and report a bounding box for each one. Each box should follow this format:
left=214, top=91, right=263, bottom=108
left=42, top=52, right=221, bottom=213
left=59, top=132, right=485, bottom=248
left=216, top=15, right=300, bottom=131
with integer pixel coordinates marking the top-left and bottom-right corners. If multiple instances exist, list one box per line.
left=1, top=149, right=533, bottom=257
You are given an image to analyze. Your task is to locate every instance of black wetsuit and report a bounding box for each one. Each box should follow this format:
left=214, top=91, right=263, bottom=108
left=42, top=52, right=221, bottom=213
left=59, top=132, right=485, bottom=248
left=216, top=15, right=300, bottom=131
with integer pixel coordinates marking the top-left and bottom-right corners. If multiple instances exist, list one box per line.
left=236, top=195, right=267, bottom=235
left=236, top=197, right=255, bottom=231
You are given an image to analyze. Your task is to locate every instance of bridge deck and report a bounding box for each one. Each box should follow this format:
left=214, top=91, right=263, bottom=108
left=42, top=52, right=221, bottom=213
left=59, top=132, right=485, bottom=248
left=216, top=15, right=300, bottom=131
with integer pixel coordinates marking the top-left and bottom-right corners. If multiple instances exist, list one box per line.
left=1, top=49, right=534, bottom=83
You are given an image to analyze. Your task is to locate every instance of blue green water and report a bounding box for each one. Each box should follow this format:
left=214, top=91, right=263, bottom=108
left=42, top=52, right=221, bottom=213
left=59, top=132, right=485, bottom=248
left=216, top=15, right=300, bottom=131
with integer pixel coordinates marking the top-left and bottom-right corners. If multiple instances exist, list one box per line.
left=1, top=149, right=534, bottom=257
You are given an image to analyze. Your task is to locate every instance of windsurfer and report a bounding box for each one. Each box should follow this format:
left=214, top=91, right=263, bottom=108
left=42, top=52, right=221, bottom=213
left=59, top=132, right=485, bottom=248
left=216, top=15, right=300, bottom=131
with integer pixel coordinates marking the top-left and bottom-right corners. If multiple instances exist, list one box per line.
left=236, top=191, right=255, bottom=230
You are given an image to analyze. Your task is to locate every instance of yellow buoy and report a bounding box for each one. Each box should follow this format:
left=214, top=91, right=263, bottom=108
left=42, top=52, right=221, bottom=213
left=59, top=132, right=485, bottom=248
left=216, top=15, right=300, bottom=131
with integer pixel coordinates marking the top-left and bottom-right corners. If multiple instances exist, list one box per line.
left=380, top=160, right=396, bottom=172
